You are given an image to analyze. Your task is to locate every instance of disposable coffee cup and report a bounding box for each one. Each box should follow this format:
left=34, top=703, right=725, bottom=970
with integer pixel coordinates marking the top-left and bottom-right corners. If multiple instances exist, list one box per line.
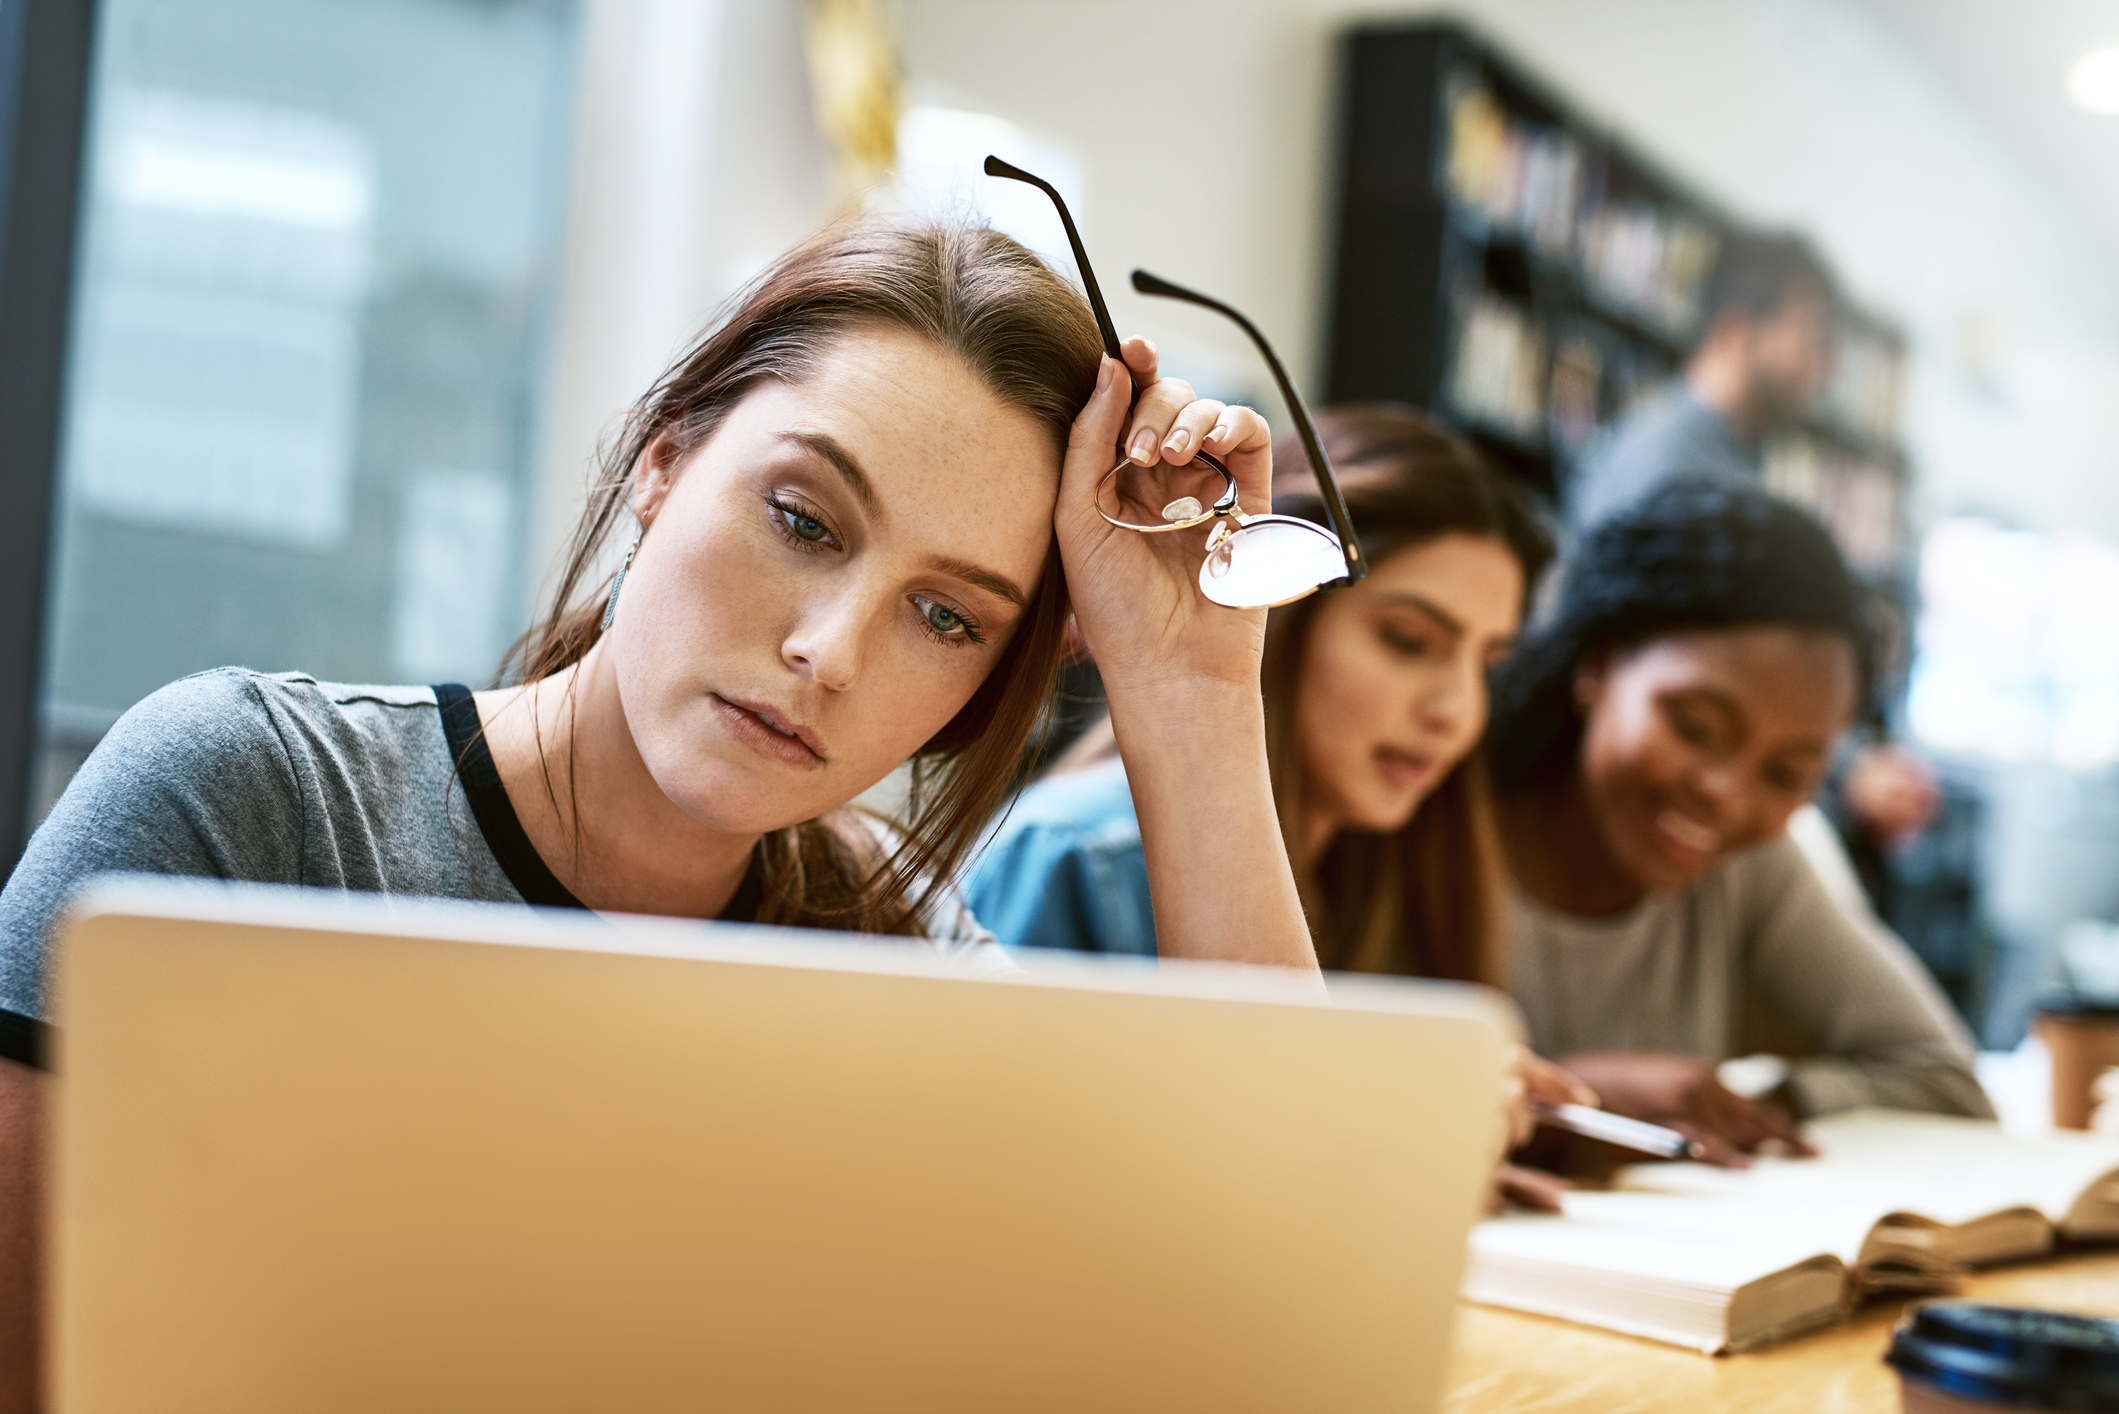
left=2034, top=996, right=2119, bottom=1131
left=1887, top=1302, right=2119, bottom=1412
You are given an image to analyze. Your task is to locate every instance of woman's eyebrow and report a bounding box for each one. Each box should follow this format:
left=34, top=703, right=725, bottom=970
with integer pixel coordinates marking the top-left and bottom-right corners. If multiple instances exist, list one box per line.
left=926, top=555, right=1028, bottom=610
left=779, top=430, right=877, bottom=513
left=773, top=430, right=1024, bottom=608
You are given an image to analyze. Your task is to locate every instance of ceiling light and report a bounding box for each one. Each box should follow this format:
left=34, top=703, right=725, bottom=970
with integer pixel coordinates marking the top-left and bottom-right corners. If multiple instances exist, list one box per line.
left=2067, top=47, right=2119, bottom=113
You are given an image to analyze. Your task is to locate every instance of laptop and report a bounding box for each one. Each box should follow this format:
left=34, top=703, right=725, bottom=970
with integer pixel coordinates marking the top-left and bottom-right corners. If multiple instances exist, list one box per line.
left=49, top=879, right=1511, bottom=1413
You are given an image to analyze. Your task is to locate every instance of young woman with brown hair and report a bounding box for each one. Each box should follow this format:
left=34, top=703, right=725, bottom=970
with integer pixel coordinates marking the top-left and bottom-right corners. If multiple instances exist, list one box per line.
left=1, top=217, right=1314, bottom=971
left=0, top=214, right=1324, bottom=1402
left=967, top=403, right=1550, bottom=983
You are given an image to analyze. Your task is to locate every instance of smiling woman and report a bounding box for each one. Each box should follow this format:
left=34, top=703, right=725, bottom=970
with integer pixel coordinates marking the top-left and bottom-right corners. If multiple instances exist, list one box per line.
left=1487, top=478, right=1991, bottom=1166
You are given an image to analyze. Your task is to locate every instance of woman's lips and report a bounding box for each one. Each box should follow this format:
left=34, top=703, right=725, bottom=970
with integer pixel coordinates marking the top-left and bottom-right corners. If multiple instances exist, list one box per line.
left=711, top=693, right=826, bottom=768
left=1651, top=807, right=1722, bottom=863
left=1374, top=745, right=1437, bottom=793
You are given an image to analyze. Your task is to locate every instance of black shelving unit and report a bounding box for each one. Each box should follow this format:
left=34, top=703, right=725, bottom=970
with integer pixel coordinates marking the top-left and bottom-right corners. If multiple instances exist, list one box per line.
left=1322, top=21, right=1914, bottom=628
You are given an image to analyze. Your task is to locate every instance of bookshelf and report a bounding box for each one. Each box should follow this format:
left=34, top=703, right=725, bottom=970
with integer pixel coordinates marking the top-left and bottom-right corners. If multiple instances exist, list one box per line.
left=1322, top=22, right=1912, bottom=632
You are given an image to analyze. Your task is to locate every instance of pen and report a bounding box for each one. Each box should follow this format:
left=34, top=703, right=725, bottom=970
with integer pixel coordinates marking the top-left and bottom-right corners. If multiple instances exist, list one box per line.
left=1531, top=1101, right=1708, bottom=1161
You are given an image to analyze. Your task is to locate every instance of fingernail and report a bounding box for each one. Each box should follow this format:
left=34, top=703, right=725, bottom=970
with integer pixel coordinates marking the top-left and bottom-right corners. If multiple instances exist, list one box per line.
left=1208, top=421, right=1233, bottom=445
left=1164, top=428, right=1191, bottom=456
left=1129, top=430, right=1159, bottom=464
left=1096, top=357, right=1116, bottom=394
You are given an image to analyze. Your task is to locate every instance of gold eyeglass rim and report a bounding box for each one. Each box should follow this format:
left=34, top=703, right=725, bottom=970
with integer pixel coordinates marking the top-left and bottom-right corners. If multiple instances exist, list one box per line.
left=1093, top=450, right=1243, bottom=533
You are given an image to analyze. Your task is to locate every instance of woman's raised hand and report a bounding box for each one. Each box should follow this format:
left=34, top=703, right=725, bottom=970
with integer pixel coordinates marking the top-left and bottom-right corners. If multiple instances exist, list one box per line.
left=1054, top=336, right=1316, bottom=972
left=1056, top=337, right=1274, bottom=692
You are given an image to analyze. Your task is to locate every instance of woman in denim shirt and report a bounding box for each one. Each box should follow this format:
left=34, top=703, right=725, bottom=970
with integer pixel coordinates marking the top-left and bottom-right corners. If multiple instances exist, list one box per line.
left=966, top=405, right=1551, bottom=984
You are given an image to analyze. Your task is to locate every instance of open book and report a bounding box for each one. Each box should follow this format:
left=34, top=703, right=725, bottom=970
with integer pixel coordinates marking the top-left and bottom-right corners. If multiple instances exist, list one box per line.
left=1463, top=1109, right=2119, bottom=1354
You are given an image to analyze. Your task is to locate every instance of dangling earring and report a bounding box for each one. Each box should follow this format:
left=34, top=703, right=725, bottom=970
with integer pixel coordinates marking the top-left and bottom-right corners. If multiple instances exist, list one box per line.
left=600, top=532, right=642, bottom=633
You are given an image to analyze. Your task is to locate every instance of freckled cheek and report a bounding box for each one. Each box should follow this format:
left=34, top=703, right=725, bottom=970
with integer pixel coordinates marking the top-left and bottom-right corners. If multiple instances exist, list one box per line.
left=633, top=515, right=801, bottom=675
left=838, top=645, right=994, bottom=769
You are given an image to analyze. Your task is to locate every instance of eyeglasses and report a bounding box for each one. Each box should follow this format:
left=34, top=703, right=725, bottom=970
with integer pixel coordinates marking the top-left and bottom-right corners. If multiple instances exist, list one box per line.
left=985, top=156, right=1366, bottom=609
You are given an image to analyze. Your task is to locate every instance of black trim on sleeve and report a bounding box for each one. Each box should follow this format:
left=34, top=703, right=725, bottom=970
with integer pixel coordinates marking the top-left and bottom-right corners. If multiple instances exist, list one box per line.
left=430, top=684, right=764, bottom=923
left=433, top=683, right=587, bottom=910
left=0, top=1009, right=48, bottom=1071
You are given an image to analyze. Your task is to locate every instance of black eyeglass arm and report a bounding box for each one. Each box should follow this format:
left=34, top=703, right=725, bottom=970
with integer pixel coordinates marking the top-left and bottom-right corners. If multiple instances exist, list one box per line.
left=1129, top=269, right=1366, bottom=584
left=984, top=155, right=1122, bottom=362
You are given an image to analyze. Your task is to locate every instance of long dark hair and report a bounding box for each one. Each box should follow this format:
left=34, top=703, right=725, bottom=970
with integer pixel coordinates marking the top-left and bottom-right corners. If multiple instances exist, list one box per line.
left=502, top=216, right=1102, bottom=934
left=1265, top=405, right=1551, bottom=983
left=1489, top=476, right=1874, bottom=792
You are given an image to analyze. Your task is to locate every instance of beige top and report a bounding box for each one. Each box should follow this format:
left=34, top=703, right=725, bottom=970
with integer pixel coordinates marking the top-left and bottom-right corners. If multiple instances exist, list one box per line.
left=1506, top=832, right=1991, bottom=1119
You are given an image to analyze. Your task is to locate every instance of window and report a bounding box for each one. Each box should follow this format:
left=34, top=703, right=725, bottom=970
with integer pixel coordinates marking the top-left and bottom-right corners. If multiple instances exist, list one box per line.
left=1907, top=516, right=2119, bottom=767
left=33, top=0, right=581, bottom=821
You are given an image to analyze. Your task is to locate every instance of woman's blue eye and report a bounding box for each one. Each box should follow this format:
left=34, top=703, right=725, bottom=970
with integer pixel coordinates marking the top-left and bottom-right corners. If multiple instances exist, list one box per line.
left=768, top=497, right=835, bottom=548
left=912, top=595, right=979, bottom=645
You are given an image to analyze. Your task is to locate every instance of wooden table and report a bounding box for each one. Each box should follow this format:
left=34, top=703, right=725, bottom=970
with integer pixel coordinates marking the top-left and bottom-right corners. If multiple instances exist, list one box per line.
left=1442, top=1248, right=2119, bottom=1413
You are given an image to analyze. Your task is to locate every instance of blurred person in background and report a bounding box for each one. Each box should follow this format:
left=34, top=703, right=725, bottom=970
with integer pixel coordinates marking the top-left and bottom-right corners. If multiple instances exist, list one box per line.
left=1489, top=480, right=1990, bottom=1169
left=1569, top=230, right=1941, bottom=908
left=967, top=404, right=1593, bottom=1207
left=1568, top=231, right=1835, bottom=533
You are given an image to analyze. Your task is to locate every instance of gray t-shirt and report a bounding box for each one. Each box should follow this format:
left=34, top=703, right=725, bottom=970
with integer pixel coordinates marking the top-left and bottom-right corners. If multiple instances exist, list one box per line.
left=0, top=669, right=1003, bottom=1022
left=1506, top=834, right=1991, bottom=1119
left=1566, top=386, right=1758, bottom=533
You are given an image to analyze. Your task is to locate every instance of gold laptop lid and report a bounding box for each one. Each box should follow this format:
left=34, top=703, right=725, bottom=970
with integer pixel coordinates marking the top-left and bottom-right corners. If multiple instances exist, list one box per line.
left=51, top=881, right=1511, bottom=1414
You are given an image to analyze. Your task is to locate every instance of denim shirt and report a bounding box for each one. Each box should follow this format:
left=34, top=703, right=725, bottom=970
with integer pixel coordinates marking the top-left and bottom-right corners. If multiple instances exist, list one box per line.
left=962, top=756, right=1157, bottom=957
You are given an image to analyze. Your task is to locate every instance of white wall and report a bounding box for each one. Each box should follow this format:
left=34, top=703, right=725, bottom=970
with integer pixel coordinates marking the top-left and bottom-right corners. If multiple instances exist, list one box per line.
left=529, top=0, right=2119, bottom=581
left=894, top=0, right=2119, bottom=542
left=528, top=0, right=832, bottom=608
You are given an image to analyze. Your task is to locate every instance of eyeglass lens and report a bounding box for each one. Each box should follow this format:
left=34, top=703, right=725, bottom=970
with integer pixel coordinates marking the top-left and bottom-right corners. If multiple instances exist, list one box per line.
left=1200, top=519, right=1351, bottom=609
left=985, top=155, right=1365, bottom=611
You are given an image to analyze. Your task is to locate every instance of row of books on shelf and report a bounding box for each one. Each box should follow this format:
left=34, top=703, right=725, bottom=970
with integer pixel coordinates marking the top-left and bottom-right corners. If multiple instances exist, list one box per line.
left=1446, top=289, right=1670, bottom=458
left=1442, top=69, right=1720, bottom=342
left=1441, top=65, right=1908, bottom=453
left=1764, top=433, right=1903, bottom=579
left=1825, top=321, right=1906, bottom=448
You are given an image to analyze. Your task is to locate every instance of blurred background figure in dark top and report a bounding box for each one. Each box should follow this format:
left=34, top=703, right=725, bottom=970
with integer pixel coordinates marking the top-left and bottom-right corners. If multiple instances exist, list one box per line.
left=1567, top=232, right=1835, bottom=534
